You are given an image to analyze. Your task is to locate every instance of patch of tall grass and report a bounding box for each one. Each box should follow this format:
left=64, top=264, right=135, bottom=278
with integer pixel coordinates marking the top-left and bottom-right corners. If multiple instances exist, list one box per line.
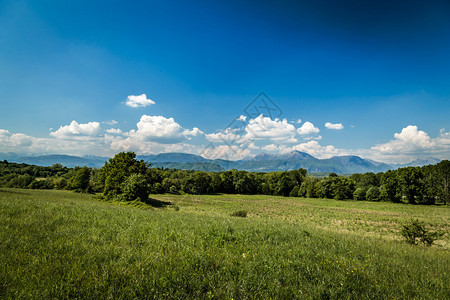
left=0, top=189, right=448, bottom=299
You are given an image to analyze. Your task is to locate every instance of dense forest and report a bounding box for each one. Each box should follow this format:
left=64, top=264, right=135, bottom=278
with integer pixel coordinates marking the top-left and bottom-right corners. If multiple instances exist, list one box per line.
left=1, top=152, right=449, bottom=205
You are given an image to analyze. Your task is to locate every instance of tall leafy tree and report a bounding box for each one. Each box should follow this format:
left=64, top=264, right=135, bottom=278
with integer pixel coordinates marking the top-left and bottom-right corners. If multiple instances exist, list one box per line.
left=70, top=166, right=91, bottom=192
left=99, top=152, right=149, bottom=199
left=436, top=160, right=450, bottom=205
left=380, top=170, right=400, bottom=203
left=397, top=167, right=424, bottom=204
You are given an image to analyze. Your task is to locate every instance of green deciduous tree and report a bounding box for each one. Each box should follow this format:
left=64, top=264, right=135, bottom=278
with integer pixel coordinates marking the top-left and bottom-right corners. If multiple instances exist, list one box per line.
left=397, top=167, right=424, bottom=204
left=70, top=166, right=92, bottom=192
left=353, top=187, right=368, bottom=201
left=119, top=173, right=150, bottom=202
left=380, top=170, right=400, bottom=202
left=366, top=186, right=380, bottom=201
left=99, top=152, right=149, bottom=200
left=436, top=160, right=450, bottom=205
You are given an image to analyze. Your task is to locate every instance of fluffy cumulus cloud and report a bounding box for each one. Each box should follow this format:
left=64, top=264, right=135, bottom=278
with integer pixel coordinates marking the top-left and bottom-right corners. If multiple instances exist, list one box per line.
left=127, top=115, right=185, bottom=143
left=125, top=94, right=155, bottom=108
left=205, top=128, right=245, bottom=145
left=105, top=128, right=122, bottom=134
left=262, top=144, right=279, bottom=152
left=290, top=141, right=346, bottom=158
left=372, top=125, right=432, bottom=155
left=0, top=128, right=112, bottom=156
left=297, top=121, right=320, bottom=136
left=183, top=127, right=204, bottom=137
left=325, top=122, right=344, bottom=130
left=370, top=125, right=450, bottom=163
left=50, top=121, right=102, bottom=138
left=1, top=115, right=207, bottom=157
left=108, top=135, right=202, bottom=155
left=237, top=115, right=247, bottom=122
left=245, top=114, right=296, bottom=142
left=108, top=115, right=205, bottom=153
left=0, top=129, right=33, bottom=147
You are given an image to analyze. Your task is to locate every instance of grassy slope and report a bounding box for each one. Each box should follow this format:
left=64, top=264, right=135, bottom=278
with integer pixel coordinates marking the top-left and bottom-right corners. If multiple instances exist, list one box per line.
left=0, top=189, right=448, bottom=299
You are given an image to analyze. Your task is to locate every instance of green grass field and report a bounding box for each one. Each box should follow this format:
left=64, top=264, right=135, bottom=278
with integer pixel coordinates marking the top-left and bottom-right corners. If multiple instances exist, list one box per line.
left=1, top=189, right=449, bottom=299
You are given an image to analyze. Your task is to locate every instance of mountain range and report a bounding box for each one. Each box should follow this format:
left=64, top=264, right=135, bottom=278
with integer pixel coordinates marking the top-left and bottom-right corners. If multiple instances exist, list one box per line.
left=1, top=151, right=441, bottom=174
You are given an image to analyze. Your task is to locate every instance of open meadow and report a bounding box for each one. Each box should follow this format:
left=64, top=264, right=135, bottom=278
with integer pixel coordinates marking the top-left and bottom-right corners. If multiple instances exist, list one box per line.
left=1, top=188, right=449, bottom=299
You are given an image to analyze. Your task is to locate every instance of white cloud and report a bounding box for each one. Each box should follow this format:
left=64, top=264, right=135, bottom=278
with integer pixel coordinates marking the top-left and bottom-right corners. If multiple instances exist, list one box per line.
left=205, top=128, right=245, bottom=144
left=290, top=141, right=346, bottom=158
left=107, top=115, right=204, bottom=153
left=0, top=129, right=33, bottom=147
left=183, top=127, right=204, bottom=137
left=125, top=94, right=155, bottom=108
left=50, top=120, right=102, bottom=138
left=103, top=120, right=118, bottom=125
left=128, top=115, right=185, bottom=143
left=369, top=125, right=450, bottom=163
left=108, top=135, right=202, bottom=155
left=245, top=114, right=296, bottom=142
left=297, top=121, right=320, bottom=136
left=237, top=115, right=247, bottom=122
left=262, top=144, right=279, bottom=152
left=0, top=128, right=113, bottom=157
left=296, top=119, right=302, bottom=124
left=372, top=125, right=432, bottom=154
left=325, top=122, right=344, bottom=130
left=106, top=128, right=123, bottom=134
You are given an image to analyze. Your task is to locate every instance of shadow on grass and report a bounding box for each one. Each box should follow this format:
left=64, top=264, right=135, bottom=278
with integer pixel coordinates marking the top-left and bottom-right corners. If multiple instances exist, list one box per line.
left=143, top=197, right=173, bottom=208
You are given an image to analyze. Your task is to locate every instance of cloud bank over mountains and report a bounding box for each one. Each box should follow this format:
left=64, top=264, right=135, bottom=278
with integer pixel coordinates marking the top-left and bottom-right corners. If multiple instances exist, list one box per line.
left=1, top=95, right=448, bottom=164
left=1, top=116, right=448, bottom=164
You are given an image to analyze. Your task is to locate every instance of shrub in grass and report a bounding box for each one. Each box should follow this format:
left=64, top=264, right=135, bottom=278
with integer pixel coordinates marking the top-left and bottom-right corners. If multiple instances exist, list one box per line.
left=401, top=219, right=445, bottom=246
left=119, top=173, right=150, bottom=202
left=230, top=210, right=247, bottom=217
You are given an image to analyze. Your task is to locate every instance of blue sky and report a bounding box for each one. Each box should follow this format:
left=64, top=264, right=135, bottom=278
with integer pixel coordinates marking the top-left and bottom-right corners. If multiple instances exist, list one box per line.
left=0, top=0, right=449, bottom=163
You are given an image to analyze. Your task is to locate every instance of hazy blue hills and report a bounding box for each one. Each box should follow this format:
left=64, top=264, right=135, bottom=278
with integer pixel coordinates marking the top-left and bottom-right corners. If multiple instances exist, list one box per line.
left=149, top=162, right=225, bottom=172
left=0, top=151, right=440, bottom=174
left=0, top=154, right=109, bottom=168
left=251, top=150, right=316, bottom=161
left=232, top=154, right=392, bottom=173
left=391, top=158, right=441, bottom=168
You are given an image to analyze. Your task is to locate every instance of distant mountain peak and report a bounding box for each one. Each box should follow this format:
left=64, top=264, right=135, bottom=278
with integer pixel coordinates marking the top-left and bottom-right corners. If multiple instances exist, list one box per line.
left=251, top=152, right=275, bottom=161
left=282, top=150, right=316, bottom=160
left=251, top=150, right=316, bottom=161
left=0, top=151, right=403, bottom=174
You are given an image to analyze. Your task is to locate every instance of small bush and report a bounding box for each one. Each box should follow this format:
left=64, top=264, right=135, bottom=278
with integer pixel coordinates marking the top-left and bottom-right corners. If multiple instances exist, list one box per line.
left=230, top=210, right=247, bottom=217
left=401, top=219, right=445, bottom=246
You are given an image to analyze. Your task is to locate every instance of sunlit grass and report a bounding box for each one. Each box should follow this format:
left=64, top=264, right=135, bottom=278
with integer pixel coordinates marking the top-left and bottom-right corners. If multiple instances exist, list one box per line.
left=155, top=193, right=450, bottom=247
left=1, top=189, right=448, bottom=299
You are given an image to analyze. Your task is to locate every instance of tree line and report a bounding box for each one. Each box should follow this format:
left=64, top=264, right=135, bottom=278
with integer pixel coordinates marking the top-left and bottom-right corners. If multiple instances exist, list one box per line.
left=1, top=153, right=449, bottom=205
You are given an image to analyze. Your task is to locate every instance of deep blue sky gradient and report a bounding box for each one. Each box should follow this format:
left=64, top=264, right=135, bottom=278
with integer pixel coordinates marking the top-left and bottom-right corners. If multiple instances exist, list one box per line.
left=1, top=0, right=449, bottom=159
